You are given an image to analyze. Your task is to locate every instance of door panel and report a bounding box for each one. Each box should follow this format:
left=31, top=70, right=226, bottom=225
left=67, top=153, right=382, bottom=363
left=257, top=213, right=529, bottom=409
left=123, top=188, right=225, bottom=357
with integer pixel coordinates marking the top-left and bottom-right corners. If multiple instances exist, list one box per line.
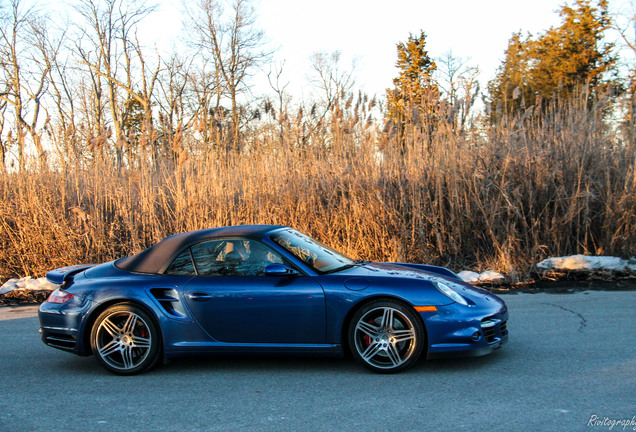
left=183, top=275, right=326, bottom=344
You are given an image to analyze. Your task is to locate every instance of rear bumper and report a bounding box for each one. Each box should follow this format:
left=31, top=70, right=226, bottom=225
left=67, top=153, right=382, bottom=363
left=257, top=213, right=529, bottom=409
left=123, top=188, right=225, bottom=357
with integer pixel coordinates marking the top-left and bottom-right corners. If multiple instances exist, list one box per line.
left=39, top=299, right=92, bottom=356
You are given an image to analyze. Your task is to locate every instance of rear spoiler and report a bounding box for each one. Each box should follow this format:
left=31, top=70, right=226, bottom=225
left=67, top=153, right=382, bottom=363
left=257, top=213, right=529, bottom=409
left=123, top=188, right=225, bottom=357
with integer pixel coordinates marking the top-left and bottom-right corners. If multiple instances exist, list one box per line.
left=388, top=263, right=462, bottom=281
left=46, top=264, right=95, bottom=286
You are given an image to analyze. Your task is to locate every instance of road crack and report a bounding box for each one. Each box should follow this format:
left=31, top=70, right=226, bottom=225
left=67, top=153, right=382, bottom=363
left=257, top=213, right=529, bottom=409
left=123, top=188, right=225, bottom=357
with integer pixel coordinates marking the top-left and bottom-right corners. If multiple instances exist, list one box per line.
left=543, top=303, right=588, bottom=332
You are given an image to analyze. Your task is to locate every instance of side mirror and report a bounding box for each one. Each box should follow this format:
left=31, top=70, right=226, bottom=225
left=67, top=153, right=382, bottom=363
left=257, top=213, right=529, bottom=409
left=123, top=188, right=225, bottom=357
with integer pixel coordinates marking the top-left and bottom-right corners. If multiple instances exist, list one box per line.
left=264, top=263, right=299, bottom=277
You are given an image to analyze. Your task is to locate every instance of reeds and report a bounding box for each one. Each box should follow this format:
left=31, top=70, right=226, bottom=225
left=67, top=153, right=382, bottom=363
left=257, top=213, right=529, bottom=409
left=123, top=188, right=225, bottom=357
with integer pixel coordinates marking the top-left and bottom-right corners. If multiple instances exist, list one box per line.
left=0, top=92, right=633, bottom=281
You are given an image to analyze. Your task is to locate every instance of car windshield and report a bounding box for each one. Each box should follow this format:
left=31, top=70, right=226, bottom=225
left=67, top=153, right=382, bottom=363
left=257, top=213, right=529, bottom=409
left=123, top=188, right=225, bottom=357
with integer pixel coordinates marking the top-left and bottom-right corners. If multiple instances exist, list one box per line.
left=270, top=228, right=355, bottom=274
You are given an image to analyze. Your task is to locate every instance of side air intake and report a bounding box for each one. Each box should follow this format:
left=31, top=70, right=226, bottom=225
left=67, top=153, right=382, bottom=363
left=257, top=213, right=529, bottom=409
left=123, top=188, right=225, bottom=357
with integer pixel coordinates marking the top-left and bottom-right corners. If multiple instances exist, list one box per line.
left=150, top=288, right=187, bottom=318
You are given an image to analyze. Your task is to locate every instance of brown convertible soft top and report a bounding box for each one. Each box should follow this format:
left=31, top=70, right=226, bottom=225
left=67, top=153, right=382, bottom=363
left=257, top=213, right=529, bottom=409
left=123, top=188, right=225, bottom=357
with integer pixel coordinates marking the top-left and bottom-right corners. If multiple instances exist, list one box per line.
left=115, top=225, right=284, bottom=274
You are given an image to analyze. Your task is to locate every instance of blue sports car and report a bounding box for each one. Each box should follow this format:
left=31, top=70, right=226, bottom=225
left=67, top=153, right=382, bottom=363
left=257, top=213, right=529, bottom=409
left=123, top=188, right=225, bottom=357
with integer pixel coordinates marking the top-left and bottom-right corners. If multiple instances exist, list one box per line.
left=39, top=225, right=508, bottom=375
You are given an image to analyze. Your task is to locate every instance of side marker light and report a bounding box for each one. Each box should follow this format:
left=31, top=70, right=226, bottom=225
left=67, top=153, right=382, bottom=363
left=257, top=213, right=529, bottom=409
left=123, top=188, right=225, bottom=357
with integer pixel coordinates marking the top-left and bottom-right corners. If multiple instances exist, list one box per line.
left=414, top=306, right=437, bottom=312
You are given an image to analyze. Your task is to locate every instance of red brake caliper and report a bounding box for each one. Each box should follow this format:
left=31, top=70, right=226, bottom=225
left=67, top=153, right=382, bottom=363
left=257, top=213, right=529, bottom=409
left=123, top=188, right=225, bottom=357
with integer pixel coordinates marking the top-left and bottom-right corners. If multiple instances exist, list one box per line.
left=363, top=319, right=374, bottom=346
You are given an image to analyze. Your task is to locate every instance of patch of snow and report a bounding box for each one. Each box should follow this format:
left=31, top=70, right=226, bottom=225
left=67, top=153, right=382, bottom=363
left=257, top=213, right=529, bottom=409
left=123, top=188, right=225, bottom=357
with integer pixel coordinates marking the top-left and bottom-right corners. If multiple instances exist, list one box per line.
left=457, top=271, right=480, bottom=283
left=457, top=255, right=635, bottom=284
left=478, top=270, right=505, bottom=282
left=537, top=255, right=636, bottom=272
left=0, top=276, right=57, bottom=295
left=457, top=270, right=504, bottom=283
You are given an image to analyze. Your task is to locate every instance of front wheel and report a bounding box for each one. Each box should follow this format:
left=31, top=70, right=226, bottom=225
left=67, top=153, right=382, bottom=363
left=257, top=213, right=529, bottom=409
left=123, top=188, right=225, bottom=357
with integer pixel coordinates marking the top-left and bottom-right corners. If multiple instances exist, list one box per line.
left=348, top=300, right=425, bottom=373
left=90, top=304, right=161, bottom=375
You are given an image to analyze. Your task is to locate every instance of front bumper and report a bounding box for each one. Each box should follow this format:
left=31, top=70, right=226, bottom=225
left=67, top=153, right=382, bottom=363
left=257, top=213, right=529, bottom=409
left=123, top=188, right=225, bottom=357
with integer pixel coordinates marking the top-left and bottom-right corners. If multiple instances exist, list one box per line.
left=422, top=296, right=509, bottom=359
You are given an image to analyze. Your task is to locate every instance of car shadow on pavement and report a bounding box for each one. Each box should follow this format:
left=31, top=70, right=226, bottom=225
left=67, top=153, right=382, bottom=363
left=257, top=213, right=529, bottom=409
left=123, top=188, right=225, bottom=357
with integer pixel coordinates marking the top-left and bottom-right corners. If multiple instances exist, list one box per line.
left=45, top=350, right=511, bottom=377
left=161, top=354, right=358, bottom=375
left=34, top=336, right=512, bottom=377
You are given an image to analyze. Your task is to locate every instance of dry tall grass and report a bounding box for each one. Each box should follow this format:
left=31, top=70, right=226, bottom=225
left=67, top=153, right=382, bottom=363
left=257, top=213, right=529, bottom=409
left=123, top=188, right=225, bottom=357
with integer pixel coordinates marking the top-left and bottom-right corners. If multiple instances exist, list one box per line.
left=0, top=93, right=634, bottom=281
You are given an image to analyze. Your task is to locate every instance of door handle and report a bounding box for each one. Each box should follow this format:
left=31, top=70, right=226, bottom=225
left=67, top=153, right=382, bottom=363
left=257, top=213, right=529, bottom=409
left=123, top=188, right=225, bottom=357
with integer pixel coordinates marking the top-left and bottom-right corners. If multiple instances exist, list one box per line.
left=188, top=292, right=213, bottom=301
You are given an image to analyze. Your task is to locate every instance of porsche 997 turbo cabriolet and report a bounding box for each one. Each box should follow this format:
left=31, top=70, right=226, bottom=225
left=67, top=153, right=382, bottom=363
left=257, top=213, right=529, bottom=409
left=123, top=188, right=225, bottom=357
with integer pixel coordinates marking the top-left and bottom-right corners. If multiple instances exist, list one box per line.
left=39, top=225, right=508, bottom=374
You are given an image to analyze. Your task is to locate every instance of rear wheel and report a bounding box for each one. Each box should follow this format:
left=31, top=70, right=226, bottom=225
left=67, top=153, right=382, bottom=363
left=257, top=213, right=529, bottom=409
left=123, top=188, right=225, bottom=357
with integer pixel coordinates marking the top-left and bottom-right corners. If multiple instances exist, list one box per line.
left=90, top=304, right=161, bottom=375
left=348, top=300, right=425, bottom=373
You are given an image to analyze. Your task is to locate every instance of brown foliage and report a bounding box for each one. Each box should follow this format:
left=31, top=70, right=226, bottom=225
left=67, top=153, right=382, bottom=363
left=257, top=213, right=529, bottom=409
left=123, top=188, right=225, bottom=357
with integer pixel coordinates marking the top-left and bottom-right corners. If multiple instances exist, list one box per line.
left=0, top=91, right=634, bottom=281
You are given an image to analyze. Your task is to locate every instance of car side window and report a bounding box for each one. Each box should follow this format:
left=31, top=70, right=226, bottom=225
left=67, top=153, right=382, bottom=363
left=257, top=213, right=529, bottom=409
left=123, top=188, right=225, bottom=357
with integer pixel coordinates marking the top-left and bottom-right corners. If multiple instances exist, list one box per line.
left=190, top=240, right=227, bottom=276
left=179, top=239, right=284, bottom=277
left=239, top=241, right=284, bottom=276
left=165, top=249, right=196, bottom=275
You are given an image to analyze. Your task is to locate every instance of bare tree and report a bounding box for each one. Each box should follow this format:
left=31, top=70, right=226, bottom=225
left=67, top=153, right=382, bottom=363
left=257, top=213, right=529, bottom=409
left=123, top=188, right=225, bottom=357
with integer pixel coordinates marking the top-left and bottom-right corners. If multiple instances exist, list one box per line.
left=119, top=34, right=162, bottom=163
left=0, top=0, right=8, bottom=172
left=612, top=1, right=636, bottom=55
left=307, top=50, right=358, bottom=150
left=41, top=24, right=79, bottom=164
left=437, top=50, right=464, bottom=109
left=74, top=0, right=157, bottom=167
left=308, top=50, right=357, bottom=110
left=436, top=50, right=480, bottom=132
left=187, top=0, right=268, bottom=150
left=187, top=59, right=222, bottom=150
left=156, top=52, right=194, bottom=162
left=613, top=1, right=636, bottom=146
left=0, top=0, right=50, bottom=169
left=0, top=92, right=7, bottom=172
left=266, top=61, right=291, bottom=146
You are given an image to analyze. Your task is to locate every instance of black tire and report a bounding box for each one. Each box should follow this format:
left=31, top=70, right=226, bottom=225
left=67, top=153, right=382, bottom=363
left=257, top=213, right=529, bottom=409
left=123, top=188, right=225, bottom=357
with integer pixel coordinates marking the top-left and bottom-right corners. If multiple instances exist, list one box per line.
left=348, top=300, right=425, bottom=373
left=90, top=303, right=162, bottom=375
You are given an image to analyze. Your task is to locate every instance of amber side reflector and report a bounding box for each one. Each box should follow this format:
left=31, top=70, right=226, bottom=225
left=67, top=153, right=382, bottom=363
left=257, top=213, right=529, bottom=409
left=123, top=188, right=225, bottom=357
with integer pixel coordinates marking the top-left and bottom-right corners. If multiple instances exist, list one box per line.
left=414, top=306, right=437, bottom=312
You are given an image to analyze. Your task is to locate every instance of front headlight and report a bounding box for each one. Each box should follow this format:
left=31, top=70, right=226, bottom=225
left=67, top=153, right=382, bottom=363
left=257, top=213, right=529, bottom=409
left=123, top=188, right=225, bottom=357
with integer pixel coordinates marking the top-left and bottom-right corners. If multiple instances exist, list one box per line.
left=434, top=282, right=468, bottom=306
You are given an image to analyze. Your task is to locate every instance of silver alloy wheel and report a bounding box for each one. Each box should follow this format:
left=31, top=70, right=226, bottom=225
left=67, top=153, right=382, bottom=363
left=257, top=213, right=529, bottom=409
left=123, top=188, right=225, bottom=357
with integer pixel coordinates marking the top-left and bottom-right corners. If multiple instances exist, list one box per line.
left=94, top=310, right=152, bottom=371
left=353, top=306, right=418, bottom=370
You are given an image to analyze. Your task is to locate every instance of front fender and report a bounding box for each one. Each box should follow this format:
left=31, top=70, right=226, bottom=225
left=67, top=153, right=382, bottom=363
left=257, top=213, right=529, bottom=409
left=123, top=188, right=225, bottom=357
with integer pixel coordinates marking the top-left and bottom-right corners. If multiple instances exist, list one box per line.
left=387, top=263, right=462, bottom=281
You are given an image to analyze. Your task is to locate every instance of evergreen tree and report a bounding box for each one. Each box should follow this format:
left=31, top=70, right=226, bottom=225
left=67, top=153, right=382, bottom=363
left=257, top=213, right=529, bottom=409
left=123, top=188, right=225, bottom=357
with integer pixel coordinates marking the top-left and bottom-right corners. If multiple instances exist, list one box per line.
left=488, top=0, right=616, bottom=120
left=531, top=0, right=614, bottom=98
left=487, top=32, right=534, bottom=118
left=385, top=31, right=439, bottom=145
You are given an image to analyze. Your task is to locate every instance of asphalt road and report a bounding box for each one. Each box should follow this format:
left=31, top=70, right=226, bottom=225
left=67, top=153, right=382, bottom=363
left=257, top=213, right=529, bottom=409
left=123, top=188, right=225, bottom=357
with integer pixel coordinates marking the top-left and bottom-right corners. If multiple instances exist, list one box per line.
left=0, top=291, right=634, bottom=432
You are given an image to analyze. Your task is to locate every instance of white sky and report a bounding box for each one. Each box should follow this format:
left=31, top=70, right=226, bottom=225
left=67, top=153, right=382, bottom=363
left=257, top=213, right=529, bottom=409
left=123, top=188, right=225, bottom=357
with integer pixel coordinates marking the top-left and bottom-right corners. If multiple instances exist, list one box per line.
left=141, top=0, right=633, bottom=100
left=255, top=0, right=565, bottom=97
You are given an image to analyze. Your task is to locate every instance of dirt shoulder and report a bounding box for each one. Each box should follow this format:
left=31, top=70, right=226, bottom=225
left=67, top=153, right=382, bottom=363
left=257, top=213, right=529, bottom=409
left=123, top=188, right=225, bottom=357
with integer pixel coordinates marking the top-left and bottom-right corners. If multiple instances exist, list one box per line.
left=477, top=277, right=636, bottom=294
left=0, top=289, right=52, bottom=306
